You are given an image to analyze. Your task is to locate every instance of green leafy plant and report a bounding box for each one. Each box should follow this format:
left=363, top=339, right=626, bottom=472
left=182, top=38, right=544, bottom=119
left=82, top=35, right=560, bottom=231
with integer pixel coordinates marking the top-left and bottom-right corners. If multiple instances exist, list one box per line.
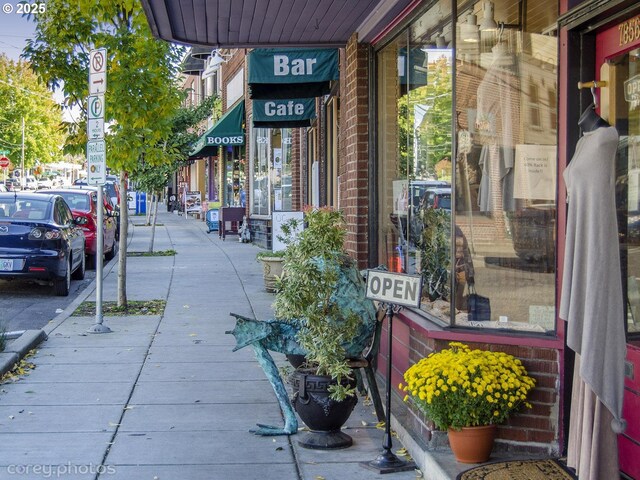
left=419, top=208, right=451, bottom=301
left=273, top=207, right=360, bottom=400
left=256, top=250, right=286, bottom=260
left=401, top=342, right=536, bottom=430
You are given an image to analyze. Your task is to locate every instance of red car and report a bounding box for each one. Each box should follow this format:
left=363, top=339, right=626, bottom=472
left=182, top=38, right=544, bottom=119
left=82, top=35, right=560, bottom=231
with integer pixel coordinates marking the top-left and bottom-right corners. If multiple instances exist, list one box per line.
left=40, top=189, right=117, bottom=267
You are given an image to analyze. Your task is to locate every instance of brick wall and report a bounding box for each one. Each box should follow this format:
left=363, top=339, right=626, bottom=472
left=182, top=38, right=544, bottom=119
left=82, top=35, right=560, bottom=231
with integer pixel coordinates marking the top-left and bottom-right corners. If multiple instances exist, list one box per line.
left=340, top=34, right=370, bottom=267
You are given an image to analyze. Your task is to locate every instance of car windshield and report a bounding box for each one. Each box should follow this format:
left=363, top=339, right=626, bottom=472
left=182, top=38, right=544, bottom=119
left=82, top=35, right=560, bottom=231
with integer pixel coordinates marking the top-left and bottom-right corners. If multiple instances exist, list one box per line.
left=0, top=198, right=50, bottom=220
left=56, top=193, right=91, bottom=212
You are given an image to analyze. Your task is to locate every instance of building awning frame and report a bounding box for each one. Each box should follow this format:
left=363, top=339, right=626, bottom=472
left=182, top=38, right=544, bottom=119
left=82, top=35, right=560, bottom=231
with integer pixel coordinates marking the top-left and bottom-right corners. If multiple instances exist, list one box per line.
left=190, top=101, right=245, bottom=158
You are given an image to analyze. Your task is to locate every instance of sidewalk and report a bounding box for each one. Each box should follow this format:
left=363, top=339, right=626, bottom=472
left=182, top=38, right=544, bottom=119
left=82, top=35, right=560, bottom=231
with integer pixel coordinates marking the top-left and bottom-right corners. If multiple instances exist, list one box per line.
left=0, top=210, right=443, bottom=480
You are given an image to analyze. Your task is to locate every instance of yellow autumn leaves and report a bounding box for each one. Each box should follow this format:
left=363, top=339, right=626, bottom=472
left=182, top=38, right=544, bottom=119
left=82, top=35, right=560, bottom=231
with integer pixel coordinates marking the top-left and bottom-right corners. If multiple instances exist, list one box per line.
left=401, top=342, right=536, bottom=430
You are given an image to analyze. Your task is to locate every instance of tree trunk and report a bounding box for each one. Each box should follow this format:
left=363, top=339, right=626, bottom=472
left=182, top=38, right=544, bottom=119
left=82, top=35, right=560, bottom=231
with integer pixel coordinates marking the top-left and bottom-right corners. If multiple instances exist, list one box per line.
left=117, top=173, right=128, bottom=308
left=146, top=193, right=152, bottom=226
left=149, top=192, right=158, bottom=253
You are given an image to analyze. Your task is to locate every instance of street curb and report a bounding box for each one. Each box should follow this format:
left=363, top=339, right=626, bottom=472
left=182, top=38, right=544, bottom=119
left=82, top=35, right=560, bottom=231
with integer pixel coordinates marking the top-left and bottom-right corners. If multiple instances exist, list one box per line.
left=0, top=329, right=47, bottom=377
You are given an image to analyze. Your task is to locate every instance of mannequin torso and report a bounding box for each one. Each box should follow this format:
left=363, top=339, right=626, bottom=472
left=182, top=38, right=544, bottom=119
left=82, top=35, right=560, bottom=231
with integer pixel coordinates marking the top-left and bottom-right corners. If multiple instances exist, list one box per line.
left=578, top=105, right=609, bottom=132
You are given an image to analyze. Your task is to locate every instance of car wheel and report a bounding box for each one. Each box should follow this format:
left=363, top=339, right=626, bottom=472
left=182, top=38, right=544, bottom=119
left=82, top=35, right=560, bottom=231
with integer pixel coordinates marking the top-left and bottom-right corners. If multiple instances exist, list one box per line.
left=105, top=237, right=117, bottom=260
left=54, top=257, right=71, bottom=296
left=72, top=252, right=85, bottom=280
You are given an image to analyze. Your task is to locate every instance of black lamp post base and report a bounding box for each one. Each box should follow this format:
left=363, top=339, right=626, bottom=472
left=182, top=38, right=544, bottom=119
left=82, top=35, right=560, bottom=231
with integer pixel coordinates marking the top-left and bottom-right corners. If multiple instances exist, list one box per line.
left=297, top=430, right=353, bottom=450
left=361, top=450, right=416, bottom=474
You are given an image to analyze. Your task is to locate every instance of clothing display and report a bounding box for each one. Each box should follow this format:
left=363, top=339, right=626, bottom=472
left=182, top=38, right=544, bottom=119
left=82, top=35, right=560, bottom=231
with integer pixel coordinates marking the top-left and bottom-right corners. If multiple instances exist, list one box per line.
left=560, top=123, right=625, bottom=479
left=475, top=43, right=519, bottom=213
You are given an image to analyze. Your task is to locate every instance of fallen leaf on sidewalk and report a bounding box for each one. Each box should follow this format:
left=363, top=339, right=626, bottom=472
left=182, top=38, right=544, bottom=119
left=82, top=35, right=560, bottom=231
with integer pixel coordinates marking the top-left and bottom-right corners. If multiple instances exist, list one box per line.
left=315, top=477, right=325, bottom=480
left=189, top=333, right=197, bottom=336
left=361, top=421, right=368, bottom=426
left=108, top=422, right=120, bottom=427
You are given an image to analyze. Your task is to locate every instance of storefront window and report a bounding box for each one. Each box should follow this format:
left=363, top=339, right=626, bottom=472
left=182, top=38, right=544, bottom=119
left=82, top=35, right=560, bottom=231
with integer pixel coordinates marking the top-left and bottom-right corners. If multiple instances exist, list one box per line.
left=250, top=126, right=294, bottom=215
left=377, top=0, right=559, bottom=332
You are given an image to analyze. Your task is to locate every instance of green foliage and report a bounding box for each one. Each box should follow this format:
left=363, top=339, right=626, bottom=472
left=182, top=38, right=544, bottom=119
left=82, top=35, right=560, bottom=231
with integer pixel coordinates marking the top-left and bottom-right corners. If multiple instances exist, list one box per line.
left=23, top=0, right=184, bottom=170
left=418, top=208, right=451, bottom=301
left=398, top=54, right=452, bottom=179
left=0, top=55, right=65, bottom=170
left=273, top=207, right=360, bottom=400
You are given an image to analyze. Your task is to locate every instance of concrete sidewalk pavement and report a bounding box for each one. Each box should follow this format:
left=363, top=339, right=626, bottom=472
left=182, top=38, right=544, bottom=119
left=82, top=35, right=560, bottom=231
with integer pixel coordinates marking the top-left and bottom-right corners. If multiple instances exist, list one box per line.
left=0, top=210, right=429, bottom=480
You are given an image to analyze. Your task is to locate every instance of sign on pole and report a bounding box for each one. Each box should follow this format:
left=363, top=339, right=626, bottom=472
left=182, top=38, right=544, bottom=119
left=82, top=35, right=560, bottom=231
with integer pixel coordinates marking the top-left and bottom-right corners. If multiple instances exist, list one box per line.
left=87, top=95, right=105, bottom=139
left=89, top=48, right=107, bottom=95
left=86, top=140, right=106, bottom=185
left=0, top=157, right=9, bottom=169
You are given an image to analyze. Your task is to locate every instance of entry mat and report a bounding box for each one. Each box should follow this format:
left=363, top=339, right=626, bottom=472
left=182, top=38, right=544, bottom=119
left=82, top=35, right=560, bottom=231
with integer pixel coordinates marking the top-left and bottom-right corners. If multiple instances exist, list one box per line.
left=456, top=458, right=578, bottom=480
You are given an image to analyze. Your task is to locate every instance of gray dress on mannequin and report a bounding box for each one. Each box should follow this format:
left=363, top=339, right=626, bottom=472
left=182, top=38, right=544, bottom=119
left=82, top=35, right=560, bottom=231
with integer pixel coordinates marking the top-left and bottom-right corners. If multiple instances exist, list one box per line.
left=560, top=124, right=626, bottom=479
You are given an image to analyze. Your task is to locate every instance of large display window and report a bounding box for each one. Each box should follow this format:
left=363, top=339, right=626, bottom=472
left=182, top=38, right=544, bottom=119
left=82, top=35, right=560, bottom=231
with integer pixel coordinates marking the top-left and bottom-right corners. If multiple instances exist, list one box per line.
left=376, top=0, right=558, bottom=333
left=250, top=125, right=294, bottom=216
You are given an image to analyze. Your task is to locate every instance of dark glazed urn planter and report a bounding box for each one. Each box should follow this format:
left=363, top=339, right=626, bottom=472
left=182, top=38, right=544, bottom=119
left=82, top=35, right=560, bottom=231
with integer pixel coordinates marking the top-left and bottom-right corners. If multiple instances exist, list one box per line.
left=290, top=369, right=358, bottom=449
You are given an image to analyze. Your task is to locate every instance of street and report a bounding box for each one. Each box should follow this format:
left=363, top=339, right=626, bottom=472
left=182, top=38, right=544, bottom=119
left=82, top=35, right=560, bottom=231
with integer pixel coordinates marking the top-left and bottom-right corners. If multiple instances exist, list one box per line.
left=0, top=268, right=96, bottom=333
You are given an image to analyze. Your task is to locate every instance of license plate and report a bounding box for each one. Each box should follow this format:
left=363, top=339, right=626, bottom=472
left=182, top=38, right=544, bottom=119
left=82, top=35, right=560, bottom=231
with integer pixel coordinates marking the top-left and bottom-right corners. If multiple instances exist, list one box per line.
left=0, top=259, right=13, bottom=271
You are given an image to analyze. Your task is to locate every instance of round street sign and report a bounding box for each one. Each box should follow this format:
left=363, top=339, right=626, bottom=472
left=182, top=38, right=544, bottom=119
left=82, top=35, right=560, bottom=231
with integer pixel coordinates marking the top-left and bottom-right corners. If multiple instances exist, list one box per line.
left=0, top=157, right=9, bottom=168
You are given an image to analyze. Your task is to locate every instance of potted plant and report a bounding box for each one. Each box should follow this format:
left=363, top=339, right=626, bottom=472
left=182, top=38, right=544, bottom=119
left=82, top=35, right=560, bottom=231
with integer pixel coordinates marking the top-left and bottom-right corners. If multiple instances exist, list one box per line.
left=401, top=342, right=536, bottom=463
left=256, top=250, right=286, bottom=293
left=273, top=206, right=376, bottom=449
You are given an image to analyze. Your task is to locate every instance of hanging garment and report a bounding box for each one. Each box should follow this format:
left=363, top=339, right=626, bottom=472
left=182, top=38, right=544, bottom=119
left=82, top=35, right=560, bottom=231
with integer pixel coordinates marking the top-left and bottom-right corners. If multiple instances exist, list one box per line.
left=560, top=125, right=626, bottom=478
left=475, top=47, right=519, bottom=213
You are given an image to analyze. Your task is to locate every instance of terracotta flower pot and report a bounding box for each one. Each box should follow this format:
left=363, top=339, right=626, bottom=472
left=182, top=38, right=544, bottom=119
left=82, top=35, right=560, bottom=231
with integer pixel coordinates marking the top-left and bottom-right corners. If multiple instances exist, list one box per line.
left=447, top=424, right=496, bottom=463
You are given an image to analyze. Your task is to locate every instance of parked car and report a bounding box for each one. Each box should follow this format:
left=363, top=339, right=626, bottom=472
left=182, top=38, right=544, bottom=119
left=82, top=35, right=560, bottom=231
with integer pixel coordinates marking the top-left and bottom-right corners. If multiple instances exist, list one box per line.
left=0, top=192, right=86, bottom=296
left=69, top=184, right=121, bottom=240
left=5, top=178, right=20, bottom=191
left=419, top=187, right=452, bottom=211
left=41, top=188, right=117, bottom=267
left=21, top=176, right=38, bottom=190
left=37, top=177, right=54, bottom=189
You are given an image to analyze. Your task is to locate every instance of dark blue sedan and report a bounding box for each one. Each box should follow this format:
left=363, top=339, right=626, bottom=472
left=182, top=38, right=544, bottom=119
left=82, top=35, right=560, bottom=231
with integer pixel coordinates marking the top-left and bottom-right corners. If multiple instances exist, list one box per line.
left=0, top=192, right=86, bottom=296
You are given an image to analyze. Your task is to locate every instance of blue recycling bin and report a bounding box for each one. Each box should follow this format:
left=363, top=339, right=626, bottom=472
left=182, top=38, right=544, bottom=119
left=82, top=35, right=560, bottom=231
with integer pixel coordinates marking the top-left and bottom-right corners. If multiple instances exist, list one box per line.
left=135, top=192, right=147, bottom=214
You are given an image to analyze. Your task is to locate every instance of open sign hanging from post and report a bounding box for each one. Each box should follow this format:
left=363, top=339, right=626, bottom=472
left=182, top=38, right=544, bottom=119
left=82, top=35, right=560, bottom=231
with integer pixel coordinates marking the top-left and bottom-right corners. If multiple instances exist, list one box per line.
left=366, top=270, right=422, bottom=308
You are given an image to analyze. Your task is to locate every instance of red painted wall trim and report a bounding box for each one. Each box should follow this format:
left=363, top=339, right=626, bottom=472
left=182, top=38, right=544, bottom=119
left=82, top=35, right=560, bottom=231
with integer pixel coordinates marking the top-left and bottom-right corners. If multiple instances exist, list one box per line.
left=370, top=0, right=424, bottom=46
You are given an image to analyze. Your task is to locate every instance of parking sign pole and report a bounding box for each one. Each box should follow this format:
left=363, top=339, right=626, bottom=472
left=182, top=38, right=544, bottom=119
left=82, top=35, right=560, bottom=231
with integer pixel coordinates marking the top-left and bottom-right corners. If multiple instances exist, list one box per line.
left=87, top=47, right=110, bottom=334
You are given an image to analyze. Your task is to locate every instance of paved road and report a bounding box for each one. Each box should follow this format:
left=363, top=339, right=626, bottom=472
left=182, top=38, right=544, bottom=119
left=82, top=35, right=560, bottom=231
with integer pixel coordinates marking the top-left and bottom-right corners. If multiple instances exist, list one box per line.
left=0, top=267, right=96, bottom=333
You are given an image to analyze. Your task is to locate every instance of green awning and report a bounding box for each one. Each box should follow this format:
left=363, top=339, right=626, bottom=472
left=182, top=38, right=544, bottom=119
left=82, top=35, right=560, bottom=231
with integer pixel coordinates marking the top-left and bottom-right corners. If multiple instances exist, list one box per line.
left=248, top=48, right=339, bottom=99
left=190, top=101, right=245, bottom=158
left=253, top=98, right=316, bottom=128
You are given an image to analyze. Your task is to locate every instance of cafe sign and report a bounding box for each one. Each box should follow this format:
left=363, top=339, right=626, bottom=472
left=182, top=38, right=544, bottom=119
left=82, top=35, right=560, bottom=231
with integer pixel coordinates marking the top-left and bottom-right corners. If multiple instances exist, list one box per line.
left=253, top=98, right=316, bottom=128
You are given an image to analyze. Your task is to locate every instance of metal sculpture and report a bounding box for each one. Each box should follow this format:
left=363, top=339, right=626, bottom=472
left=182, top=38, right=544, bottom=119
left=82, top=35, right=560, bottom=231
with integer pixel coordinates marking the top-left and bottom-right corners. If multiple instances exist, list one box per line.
left=227, top=257, right=377, bottom=436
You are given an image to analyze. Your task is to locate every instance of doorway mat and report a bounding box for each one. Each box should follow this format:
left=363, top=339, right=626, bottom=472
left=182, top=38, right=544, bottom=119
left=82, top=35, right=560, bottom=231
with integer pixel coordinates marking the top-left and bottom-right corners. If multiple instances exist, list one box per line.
left=456, top=458, right=577, bottom=480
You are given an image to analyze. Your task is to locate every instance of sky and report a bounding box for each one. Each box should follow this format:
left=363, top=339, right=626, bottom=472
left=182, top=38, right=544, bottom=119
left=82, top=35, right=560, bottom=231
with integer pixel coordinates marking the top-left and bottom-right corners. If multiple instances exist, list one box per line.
left=0, top=9, right=36, bottom=61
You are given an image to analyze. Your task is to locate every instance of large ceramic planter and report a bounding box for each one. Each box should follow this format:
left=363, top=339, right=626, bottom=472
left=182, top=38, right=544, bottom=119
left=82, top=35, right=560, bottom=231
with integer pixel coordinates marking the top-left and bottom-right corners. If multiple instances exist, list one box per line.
left=258, top=256, right=284, bottom=292
left=447, top=425, right=497, bottom=463
left=290, top=369, right=358, bottom=450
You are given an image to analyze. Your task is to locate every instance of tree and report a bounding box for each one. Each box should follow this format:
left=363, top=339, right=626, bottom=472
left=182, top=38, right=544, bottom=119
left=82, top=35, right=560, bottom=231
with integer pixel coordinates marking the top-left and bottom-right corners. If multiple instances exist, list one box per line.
left=23, top=0, right=184, bottom=307
left=0, top=55, right=65, bottom=173
left=130, top=93, right=220, bottom=252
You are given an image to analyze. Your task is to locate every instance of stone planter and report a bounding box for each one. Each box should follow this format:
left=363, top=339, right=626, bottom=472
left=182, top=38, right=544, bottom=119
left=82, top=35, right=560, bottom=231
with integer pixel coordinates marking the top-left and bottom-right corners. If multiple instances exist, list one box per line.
left=258, top=256, right=284, bottom=293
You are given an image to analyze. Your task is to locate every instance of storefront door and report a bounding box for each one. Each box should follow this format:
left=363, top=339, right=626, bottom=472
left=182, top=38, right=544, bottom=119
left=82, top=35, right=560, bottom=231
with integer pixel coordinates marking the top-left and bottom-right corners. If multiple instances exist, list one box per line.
left=594, top=12, right=640, bottom=479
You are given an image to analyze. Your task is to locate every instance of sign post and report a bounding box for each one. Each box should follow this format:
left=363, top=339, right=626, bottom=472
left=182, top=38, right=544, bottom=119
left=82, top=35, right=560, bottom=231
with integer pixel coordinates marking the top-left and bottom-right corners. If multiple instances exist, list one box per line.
left=87, top=47, right=110, bottom=335
left=361, top=270, right=421, bottom=474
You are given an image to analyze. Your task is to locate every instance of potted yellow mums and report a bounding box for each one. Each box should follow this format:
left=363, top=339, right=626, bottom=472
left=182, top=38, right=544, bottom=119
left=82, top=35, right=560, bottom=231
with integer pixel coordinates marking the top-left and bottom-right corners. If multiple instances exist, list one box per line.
left=401, top=342, right=536, bottom=463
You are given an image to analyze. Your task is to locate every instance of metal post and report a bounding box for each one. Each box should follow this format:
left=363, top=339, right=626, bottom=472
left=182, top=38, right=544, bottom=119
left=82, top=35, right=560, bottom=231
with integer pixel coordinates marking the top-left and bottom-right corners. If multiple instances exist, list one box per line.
left=21, top=117, right=24, bottom=182
left=362, top=303, right=415, bottom=474
left=88, top=186, right=111, bottom=333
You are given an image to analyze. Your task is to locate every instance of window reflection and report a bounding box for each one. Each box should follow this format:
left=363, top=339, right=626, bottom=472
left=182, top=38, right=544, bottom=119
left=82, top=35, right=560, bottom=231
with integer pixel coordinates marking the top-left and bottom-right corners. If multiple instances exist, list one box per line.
left=377, top=0, right=558, bottom=332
